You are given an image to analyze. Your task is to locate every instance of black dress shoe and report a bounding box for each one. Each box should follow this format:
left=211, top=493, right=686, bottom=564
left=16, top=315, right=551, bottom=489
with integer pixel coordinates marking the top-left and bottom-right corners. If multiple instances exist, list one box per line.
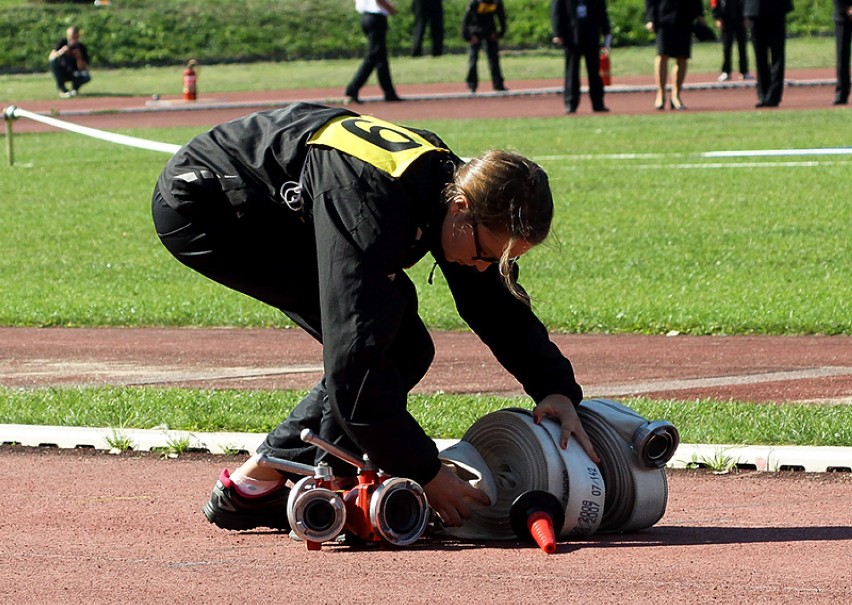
left=833, top=98, right=848, bottom=105
left=384, top=94, right=403, bottom=102
left=756, top=100, right=779, bottom=108
left=593, top=106, right=610, bottom=113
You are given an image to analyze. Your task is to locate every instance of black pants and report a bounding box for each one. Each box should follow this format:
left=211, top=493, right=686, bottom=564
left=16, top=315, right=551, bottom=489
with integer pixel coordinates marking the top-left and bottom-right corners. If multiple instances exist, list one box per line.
left=720, top=18, right=749, bottom=75
left=466, top=38, right=504, bottom=91
left=749, top=14, right=786, bottom=105
left=562, top=43, right=605, bottom=111
left=49, top=58, right=90, bottom=93
left=836, top=19, right=852, bottom=103
left=411, top=0, right=444, bottom=56
left=346, top=12, right=398, bottom=99
left=151, top=185, right=433, bottom=478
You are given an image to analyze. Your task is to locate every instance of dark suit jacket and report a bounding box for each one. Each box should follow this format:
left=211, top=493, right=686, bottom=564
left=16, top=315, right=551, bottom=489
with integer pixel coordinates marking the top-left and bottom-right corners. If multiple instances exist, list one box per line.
left=645, top=0, right=703, bottom=26
left=834, top=0, right=852, bottom=23
left=551, top=0, right=611, bottom=47
left=743, top=0, right=793, bottom=17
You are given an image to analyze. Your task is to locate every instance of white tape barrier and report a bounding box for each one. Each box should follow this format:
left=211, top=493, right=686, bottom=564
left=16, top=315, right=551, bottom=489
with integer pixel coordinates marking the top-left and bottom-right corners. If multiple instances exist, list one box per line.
left=3, top=105, right=180, bottom=155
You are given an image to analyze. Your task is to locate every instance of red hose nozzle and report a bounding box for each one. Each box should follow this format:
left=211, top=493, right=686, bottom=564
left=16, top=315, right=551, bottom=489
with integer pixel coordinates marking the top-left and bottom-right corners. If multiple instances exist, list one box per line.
left=509, top=490, right=566, bottom=555
left=527, top=511, right=557, bottom=554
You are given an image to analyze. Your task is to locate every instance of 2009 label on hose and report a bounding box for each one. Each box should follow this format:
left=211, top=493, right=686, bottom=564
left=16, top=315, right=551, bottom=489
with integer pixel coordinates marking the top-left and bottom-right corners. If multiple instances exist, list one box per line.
left=307, top=115, right=447, bottom=177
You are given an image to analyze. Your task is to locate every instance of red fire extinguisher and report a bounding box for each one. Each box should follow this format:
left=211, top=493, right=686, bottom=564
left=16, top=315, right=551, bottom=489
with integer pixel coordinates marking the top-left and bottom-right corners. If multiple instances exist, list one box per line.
left=183, top=59, right=197, bottom=101
left=599, top=49, right=611, bottom=86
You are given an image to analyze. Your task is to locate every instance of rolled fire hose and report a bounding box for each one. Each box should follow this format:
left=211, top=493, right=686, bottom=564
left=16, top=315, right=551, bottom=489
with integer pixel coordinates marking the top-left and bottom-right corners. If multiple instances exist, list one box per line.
left=438, top=408, right=605, bottom=540
left=577, top=399, right=678, bottom=533
left=437, top=400, right=679, bottom=540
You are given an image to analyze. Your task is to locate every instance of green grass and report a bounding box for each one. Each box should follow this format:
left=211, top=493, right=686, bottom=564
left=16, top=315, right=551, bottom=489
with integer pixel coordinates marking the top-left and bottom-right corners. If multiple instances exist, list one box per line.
left=0, top=37, right=849, bottom=447
left=0, top=37, right=837, bottom=103
left=0, top=386, right=849, bottom=446
left=1, top=111, right=849, bottom=334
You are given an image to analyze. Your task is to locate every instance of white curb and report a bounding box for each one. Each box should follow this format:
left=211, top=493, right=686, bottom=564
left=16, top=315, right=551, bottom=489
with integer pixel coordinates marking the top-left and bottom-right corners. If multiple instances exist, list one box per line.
left=1, top=424, right=849, bottom=473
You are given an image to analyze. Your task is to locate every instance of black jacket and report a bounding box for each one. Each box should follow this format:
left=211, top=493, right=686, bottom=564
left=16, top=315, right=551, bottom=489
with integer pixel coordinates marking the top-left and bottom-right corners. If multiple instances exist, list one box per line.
left=462, top=0, right=506, bottom=41
left=645, top=0, right=703, bottom=26
left=743, top=0, right=793, bottom=17
left=551, top=0, right=611, bottom=47
left=711, top=0, right=744, bottom=20
left=160, top=103, right=582, bottom=485
left=834, top=0, right=852, bottom=23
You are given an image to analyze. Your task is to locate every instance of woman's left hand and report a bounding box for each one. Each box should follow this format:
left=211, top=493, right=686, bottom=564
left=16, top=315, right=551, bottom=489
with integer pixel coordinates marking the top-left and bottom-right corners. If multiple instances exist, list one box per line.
left=532, top=394, right=600, bottom=463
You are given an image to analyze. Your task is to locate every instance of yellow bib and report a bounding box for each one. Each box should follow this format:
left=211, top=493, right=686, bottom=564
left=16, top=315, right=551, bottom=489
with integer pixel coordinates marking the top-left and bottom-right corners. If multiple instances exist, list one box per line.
left=307, top=115, right=446, bottom=177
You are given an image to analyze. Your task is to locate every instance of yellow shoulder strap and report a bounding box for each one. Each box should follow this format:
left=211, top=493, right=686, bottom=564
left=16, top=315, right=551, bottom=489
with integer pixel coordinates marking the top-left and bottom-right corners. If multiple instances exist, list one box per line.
left=307, top=114, right=446, bottom=177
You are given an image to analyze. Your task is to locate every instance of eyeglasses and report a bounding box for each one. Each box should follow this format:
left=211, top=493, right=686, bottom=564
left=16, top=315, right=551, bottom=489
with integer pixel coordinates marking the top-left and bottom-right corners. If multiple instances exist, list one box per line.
left=470, top=221, right=502, bottom=264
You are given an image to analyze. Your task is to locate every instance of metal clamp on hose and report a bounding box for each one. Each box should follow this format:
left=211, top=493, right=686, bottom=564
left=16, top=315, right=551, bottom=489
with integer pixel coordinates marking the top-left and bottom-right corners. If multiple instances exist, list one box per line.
left=369, top=477, right=430, bottom=546
left=287, top=476, right=347, bottom=544
left=576, top=399, right=676, bottom=532
left=272, top=429, right=431, bottom=548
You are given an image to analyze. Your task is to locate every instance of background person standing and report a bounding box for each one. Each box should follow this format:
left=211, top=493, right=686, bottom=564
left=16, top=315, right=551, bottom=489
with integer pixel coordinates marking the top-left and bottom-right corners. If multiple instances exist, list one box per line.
left=551, top=0, right=613, bottom=114
left=834, top=0, right=852, bottom=105
left=461, top=0, right=508, bottom=93
left=645, top=0, right=706, bottom=110
left=744, top=0, right=794, bottom=108
left=411, top=0, right=444, bottom=57
left=345, top=0, right=403, bottom=103
left=711, top=0, right=752, bottom=82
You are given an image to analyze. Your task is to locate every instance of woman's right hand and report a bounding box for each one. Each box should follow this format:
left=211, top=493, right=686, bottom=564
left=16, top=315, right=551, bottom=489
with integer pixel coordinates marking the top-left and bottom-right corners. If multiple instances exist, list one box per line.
left=424, top=464, right=491, bottom=527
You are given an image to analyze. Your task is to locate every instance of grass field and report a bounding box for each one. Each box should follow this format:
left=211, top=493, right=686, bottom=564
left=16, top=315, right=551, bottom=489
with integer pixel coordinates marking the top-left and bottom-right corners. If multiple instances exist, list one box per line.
left=1, top=40, right=849, bottom=445
left=0, top=37, right=838, bottom=103
left=1, top=112, right=849, bottom=335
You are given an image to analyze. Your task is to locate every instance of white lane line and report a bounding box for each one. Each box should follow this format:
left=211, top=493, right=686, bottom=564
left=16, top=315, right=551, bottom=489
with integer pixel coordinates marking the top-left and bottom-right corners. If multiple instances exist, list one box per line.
left=0, top=360, right=324, bottom=386
left=588, top=366, right=852, bottom=397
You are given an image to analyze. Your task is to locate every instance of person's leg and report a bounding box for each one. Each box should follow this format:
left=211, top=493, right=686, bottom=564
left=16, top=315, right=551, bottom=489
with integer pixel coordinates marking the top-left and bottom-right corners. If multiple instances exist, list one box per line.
left=411, top=0, right=425, bottom=56
left=654, top=54, right=668, bottom=109
left=750, top=17, right=771, bottom=104
left=466, top=40, right=481, bottom=92
left=765, top=15, right=786, bottom=105
left=735, top=21, right=750, bottom=76
left=720, top=22, right=734, bottom=76
left=49, top=59, right=70, bottom=93
left=563, top=45, right=580, bottom=111
left=835, top=21, right=852, bottom=103
left=670, top=57, right=688, bottom=109
left=152, top=183, right=322, bottom=530
left=585, top=44, right=606, bottom=111
left=430, top=1, right=444, bottom=56
left=346, top=13, right=382, bottom=100
left=484, top=37, right=505, bottom=90
left=369, top=14, right=400, bottom=100
left=71, top=68, right=91, bottom=92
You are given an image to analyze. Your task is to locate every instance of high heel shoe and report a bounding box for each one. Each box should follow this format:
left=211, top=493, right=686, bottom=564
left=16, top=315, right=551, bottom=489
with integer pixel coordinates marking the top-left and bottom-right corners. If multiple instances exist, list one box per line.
left=654, top=96, right=666, bottom=111
left=670, top=98, right=687, bottom=111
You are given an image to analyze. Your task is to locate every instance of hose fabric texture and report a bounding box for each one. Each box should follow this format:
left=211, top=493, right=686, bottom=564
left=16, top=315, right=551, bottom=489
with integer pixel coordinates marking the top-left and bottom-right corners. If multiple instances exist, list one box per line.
left=437, top=400, right=678, bottom=540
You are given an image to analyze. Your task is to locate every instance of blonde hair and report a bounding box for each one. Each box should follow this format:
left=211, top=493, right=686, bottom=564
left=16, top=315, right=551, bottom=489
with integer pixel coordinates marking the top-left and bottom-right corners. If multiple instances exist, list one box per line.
left=445, top=150, right=554, bottom=302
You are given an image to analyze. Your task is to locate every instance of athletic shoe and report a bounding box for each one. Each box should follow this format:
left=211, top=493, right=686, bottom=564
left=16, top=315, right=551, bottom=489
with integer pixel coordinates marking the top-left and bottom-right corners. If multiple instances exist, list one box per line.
left=202, top=469, right=291, bottom=531
left=59, top=91, right=73, bottom=98
left=717, top=72, right=730, bottom=82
